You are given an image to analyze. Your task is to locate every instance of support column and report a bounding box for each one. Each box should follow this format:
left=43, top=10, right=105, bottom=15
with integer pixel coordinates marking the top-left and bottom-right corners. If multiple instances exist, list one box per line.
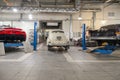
left=0, top=42, right=5, bottom=56
left=33, top=22, right=37, bottom=51
left=92, top=11, right=96, bottom=29
left=82, top=24, right=87, bottom=50
left=69, top=14, right=73, bottom=40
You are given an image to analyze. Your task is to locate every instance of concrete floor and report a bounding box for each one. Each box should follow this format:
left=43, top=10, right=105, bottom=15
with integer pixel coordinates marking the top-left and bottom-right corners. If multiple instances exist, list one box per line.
left=0, top=44, right=120, bottom=80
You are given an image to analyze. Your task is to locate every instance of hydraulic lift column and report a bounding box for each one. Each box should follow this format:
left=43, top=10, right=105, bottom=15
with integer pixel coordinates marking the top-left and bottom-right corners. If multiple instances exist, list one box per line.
left=82, top=24, right=87, bottom=50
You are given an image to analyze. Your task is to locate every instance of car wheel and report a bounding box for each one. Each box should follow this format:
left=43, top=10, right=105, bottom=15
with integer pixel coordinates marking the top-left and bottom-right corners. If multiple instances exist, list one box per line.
left=65, top=46, right=68, bottom=51
left=48, top=46, right=51, bottom=50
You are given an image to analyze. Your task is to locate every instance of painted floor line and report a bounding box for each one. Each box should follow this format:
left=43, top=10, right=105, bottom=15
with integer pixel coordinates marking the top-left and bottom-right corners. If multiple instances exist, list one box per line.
left=0, top=53, right=33, bottom=62
left=0, top=59, right=19, bottom=62
left=0, top=43, right=43, bottom=62
left=18, top=53, right=33, bottom=61
left=63, top=53, right=73, bottom=62
left=63, top=53, right=120, bottom=63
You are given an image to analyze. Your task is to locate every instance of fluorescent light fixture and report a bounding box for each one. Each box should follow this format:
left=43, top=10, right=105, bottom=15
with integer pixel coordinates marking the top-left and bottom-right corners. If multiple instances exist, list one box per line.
left=101, top=20, right=106, bottom=24
left=28, top=14, right=33, bottom=20
left=13, top=8, right=18, bottom=12
left=22, top=21, right=25, bottom=23
left=0, top=22, right=2, bottom=25
left=78, top=17, right=82, bottom=20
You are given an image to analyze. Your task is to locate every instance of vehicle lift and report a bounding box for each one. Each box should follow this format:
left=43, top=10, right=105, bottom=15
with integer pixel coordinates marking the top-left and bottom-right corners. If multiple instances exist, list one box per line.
left=0, top=22, right=38, bottom=56
left=90, top=45, right=116, bottom=54
left=82, top=24, right=116, bottom=54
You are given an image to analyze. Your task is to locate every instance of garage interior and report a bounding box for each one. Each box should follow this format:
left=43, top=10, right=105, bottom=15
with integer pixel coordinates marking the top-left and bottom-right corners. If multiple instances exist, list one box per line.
left=0, top=0, right=120, bottom=80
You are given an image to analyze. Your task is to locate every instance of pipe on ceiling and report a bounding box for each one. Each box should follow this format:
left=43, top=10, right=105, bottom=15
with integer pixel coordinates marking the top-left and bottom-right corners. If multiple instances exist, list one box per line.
left=3, top=0, right=13, bottom=6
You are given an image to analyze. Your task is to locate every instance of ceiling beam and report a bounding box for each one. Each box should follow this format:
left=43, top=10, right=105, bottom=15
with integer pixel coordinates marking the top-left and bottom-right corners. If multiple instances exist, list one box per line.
left=39, top=2, right=74, bottom=5
left=0, top=6, right=78, bottom=13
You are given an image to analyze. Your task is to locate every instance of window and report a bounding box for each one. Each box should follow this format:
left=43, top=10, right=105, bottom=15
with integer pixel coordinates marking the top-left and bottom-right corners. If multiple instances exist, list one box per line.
left=73, top=32, right=81, bottom=37
left=108, top=12, right=115, bottom=17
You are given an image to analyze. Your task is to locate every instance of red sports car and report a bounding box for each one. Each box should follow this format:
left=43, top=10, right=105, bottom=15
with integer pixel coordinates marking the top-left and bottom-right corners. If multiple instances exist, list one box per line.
left=0, top=27, right=26, bottom=42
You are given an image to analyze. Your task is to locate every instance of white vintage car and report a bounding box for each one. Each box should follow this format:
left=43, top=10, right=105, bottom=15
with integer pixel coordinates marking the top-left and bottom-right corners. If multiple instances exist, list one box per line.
left=47, top=29, right=70, bottom=50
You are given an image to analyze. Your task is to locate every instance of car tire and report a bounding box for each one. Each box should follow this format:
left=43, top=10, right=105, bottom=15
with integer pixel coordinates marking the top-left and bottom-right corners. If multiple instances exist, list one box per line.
left=48, top=46, right=51, bottom=50
left=65, top=46, right=68, bottom=51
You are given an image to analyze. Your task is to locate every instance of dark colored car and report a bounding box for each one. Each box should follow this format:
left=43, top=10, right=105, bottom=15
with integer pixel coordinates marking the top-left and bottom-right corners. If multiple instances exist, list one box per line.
left=89, top=24, right=120, bottom=45
left=0, top=27, right=26, bottom=42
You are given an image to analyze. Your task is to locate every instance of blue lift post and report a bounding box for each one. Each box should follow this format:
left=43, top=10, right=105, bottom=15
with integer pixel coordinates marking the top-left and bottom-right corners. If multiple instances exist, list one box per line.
left=33, top=22, right=37, bottom=51
left=82, top=24, right=87, bottom=50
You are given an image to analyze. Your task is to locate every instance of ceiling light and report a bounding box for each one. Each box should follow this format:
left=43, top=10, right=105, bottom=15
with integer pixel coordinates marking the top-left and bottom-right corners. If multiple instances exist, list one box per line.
left=78, top=17, right=82, bottom=20
left=13, top=8, right=18, bottom=12
left=101, top=20, right=106, bottom=25
left=78, top=11, right=82, bottom=20
left=22, top=21, right=25, bottom=23
left=28, top=14, right=33, bottom=20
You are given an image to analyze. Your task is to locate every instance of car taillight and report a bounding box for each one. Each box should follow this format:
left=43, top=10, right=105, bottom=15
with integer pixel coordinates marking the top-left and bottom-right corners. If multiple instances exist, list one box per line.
left=0, top=29, right=4, bottom=34
left=6, top=31, right=12, bottom=34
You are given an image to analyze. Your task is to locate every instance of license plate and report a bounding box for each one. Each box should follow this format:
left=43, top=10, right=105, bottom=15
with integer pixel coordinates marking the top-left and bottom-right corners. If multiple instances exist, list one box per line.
left=57, top=36, right=61, bottom=40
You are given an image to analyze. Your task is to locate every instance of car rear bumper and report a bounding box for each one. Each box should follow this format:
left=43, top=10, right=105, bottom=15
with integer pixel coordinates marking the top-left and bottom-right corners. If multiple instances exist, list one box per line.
left=0, top=34, right=26, bottom=42
left=48, top=43, right=69, bottom=48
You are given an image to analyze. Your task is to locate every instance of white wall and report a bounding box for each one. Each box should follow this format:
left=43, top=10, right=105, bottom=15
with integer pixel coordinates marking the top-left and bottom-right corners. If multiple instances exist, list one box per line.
left=72, top=4, right=120, bottom=38
left=72, top=12, right=92, bottom=31
left=72, top=12, right=92, bottom=38
left=96, top=4, right=120, bottom=29
left=62, top=20, right=70, bottom=39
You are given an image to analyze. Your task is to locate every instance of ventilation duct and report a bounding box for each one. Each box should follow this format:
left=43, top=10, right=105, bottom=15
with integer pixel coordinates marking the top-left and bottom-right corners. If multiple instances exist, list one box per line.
left=0, top=6, right=78, bottom=13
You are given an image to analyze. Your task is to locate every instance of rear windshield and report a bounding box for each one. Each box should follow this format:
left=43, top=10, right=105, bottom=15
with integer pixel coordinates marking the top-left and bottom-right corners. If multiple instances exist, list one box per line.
left=52, top=31, right=64, bottom=33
